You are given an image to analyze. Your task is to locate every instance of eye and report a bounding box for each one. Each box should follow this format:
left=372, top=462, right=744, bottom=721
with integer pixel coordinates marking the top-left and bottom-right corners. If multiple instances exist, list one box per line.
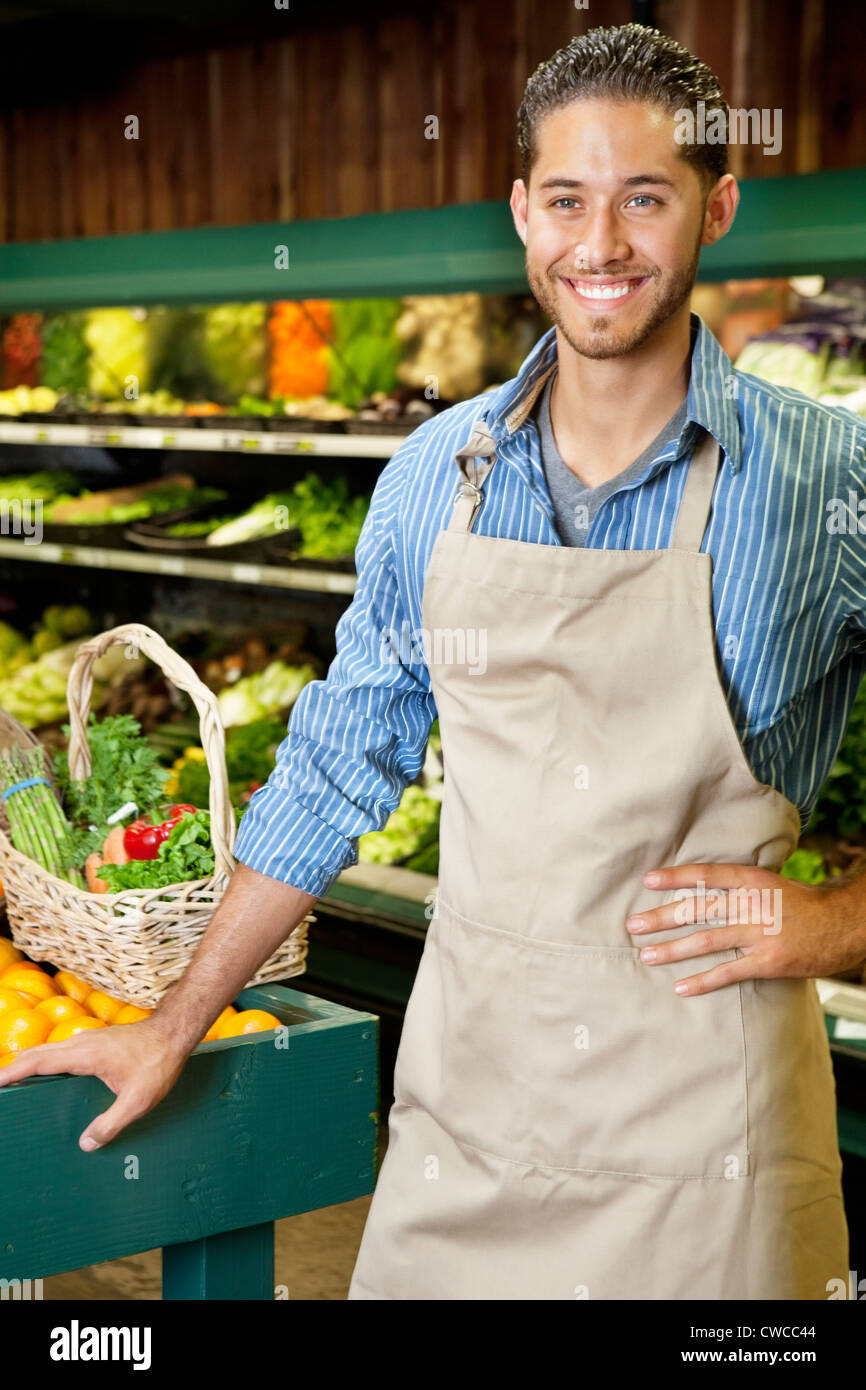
left=627, top=195, right=659, bottom=208
left=552, top=197, right=580, bottom=209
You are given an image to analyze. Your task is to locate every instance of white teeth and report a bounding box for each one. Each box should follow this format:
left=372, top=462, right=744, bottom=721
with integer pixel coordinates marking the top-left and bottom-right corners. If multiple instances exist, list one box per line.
left=568, top=279, right=640, bottom=300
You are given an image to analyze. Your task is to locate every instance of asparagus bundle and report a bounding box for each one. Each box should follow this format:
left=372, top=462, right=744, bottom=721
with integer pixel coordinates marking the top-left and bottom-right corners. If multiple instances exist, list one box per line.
left=0, top=745, right=86, bottom=888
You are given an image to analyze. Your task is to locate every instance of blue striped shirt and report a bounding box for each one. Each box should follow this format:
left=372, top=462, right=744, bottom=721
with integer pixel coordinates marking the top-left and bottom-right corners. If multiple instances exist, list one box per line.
left=233, top=311, right=866, bottom=896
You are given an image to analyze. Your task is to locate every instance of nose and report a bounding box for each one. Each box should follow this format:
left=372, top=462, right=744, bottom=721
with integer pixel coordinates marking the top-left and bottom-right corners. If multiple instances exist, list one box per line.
left=571, top=209, right=632, bottom=271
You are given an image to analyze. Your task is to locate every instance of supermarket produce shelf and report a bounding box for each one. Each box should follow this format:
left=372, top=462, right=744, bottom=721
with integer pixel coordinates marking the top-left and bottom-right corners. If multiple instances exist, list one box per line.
left=0, top=536, right=358, bottom=593
left=326, top=861, right=437, bottom=933
left=0, top=420, right=403, bottom=458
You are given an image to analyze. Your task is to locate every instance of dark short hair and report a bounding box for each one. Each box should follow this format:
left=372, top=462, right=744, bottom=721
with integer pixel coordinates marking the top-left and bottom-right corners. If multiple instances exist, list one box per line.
left=516, top=23, right=729, bottom=197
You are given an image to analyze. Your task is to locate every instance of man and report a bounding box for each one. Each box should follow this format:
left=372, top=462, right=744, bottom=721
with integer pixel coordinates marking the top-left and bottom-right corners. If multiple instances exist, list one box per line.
left=2, top=24, right=865, bottom=1299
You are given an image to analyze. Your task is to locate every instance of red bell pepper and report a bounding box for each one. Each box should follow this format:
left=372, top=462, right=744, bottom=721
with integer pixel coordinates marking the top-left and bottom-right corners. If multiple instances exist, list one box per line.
left=124, top=803, right=197, bottom=860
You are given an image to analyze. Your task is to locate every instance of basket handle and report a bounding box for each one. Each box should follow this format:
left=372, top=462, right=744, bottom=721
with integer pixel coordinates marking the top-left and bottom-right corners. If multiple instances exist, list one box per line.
left=66, top=623, right=236, bottom=878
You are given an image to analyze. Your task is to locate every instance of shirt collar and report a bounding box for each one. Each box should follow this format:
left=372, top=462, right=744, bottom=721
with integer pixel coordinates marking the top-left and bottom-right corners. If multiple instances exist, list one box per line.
left=481, top=311, right=743, bottom=477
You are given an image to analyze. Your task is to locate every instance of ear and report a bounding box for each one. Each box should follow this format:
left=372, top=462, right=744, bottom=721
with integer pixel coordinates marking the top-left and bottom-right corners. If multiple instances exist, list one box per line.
left=701, top=173, right=739, bottom=247
left=510, top=179, right=528, bottom=246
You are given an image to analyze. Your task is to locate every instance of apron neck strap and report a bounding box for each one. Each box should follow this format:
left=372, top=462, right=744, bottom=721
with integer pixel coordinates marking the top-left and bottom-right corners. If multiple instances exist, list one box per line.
left=671, top=427, right=723, bottom=553
left=446, top=418, right=723, bottom=546
left=448, top=420, right=498, bottom=532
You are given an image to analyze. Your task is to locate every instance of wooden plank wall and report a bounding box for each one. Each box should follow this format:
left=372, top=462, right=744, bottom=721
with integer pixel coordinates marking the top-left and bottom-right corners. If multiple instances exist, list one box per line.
left=0, top=0, right=860, bottom=244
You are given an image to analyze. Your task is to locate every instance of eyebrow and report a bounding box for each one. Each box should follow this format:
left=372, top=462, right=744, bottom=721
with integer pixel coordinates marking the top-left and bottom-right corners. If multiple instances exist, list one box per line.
left=537, top=174, right=677, bottom=190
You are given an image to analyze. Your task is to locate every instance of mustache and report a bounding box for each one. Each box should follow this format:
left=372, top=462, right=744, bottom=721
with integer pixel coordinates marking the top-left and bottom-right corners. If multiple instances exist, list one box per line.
left=550, top=267, right=654, bottom=279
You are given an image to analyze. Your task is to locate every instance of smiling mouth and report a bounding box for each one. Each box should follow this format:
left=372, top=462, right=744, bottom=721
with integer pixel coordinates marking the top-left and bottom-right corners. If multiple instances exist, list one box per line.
left=561, top=276, right=649, bottom=304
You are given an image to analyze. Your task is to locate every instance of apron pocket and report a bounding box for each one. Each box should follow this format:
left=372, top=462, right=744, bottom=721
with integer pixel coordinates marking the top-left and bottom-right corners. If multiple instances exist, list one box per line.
left=412, top=897, right=750, bottom=1181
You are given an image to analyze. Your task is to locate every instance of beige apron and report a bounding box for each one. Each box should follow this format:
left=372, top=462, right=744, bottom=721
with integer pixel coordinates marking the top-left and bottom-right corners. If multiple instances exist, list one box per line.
left=348, top=421, right=848, bottom=1300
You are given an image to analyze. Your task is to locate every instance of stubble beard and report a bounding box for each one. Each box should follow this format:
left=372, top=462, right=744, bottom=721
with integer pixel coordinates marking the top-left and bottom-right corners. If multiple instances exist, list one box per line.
left=525, top=229, right=703, bottom=361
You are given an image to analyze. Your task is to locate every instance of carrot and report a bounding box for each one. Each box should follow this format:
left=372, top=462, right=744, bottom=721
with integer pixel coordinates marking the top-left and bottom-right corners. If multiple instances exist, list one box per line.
left=85, top=852, right=108, bottom=894
left=102, top=825, right=129, bottom=865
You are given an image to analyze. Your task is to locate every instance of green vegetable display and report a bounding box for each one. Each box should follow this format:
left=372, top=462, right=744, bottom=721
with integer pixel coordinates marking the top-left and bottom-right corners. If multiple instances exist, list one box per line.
left=236, top=394, right=282, bottom=417
left=40, top=313, right=90, bottom=395
left=0, top=620, right=29, bottom=672
left=216, top=661, right=316, bottom=727
left=91, top=389, right=187, bottom=417
left=44, top=483, right=226, bottom=526
left=403, top=840, right=440, bottom=875
left=804, top=675, right=866, bottom=839
left=0, top=606, right=94, bottom=683
left=326, top=299, right=402, bottom=409
left=202, top=303, right=267, bottom=401
left=169, top=718, right=288, bottom=809
left=0, top=470, right=81, bottom=503
left=84, top=308, right=153, bottom=398
left=97, top=808, right=215, bottom=890
left=357, top=784, right=441, bottom=865
left=734, top=338, right=832, bottom=398
left=205, top=491, right=294, bottom=548
left=147, top=306, right=212, bottom=399
left=41, top=605, right=92, bottom=640
left=0, top=386, right=59, bottom=416
left=780, top=849, right=828, bottom=885
left=285, top=473, right=370, bottom=560
left=0, top=635, right=101, bottom=728
left=0, top=659, right=71, bottom=726
left=53, top=712, right=170, bottom=871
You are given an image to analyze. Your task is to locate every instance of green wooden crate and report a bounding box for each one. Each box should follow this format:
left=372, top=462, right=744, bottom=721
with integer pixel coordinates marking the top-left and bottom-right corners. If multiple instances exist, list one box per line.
left=0, top=984, right=378, bottom=1299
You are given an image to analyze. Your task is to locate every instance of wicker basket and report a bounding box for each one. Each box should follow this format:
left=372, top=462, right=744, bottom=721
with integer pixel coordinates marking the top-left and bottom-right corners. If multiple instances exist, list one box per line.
left=0, top=622, right=313, bottom=1007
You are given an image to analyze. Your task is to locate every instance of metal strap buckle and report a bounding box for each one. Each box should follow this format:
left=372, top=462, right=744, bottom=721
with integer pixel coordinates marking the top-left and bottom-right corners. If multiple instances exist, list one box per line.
left=455, top=479, right=483, bottom=526
left=456, top=480, right=483, bottom=506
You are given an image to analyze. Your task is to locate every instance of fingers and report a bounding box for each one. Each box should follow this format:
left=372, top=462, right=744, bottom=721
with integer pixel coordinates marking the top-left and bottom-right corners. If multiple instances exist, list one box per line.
left=627, top=893, right=732, bottom=934
left=629, top=866, right=781, bottom=936
left=671, top=953, right=757, bottom=996
left=79, top=1089, right=153, bottom=1151
left=643, top=862, right=772, bottom=891
left=637, top=924, right=744, bottom=965
left=0, top=1021, right=184, bottom=1154
left=0, top=1035, right=162, bottom=1149
left=0, top=1038, right=97, bottom=1085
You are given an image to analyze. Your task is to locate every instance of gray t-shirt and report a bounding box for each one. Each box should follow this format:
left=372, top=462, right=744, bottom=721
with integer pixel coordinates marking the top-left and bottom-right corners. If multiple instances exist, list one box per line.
left=534, top=371, right=689, bottom=547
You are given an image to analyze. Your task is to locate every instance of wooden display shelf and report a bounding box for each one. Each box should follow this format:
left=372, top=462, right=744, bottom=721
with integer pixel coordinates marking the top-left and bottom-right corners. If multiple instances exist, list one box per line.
left=0, top=982, right=377, bottom=1299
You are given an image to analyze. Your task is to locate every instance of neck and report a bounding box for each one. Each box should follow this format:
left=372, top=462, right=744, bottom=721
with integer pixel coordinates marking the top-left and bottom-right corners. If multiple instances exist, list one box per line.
left=548, top=308, right=693, bottom=488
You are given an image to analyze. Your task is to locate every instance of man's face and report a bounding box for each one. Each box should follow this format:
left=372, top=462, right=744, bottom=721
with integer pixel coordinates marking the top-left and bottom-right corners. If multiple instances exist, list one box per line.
left=511, top=99, right=727, bottom=360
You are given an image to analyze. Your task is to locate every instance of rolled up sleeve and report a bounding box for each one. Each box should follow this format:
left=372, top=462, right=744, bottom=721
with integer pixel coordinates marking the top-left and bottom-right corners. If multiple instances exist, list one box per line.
left=231, top=446, right=436, bottom=896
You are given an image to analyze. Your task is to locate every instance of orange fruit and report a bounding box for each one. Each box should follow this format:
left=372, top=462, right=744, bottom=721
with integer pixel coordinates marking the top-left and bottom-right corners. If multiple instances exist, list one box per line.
left=214, top=1008, right=282, bottom=1039
left=0, top=1007, right=51, bottom=1053
left=0, top=940, right=23, bottom=971
left=0, top=986, right=38, bottom=1013
left=114, top=1004, right=153, bottom=1024
left=53, top=971, right=92, bottom=1004
left=0, top=1053, right=19, bottom=1067
left=0, top=965, right=58, bottom=1000
left=16, top=960, right=45, bottom=970
left=34, top=996, right=91, bottom=1026
left=84, top=990, right=124, bottom=1023
left=46, top=1017, right=107, bottom=1043
left=202, top=1005, right=237, bottom=1042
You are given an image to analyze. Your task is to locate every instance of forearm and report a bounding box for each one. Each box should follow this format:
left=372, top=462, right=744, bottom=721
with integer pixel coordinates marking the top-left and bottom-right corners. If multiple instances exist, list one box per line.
left=148, top=862, right=318, bottom=1051
left=815, top=855, right=866, bottom=968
